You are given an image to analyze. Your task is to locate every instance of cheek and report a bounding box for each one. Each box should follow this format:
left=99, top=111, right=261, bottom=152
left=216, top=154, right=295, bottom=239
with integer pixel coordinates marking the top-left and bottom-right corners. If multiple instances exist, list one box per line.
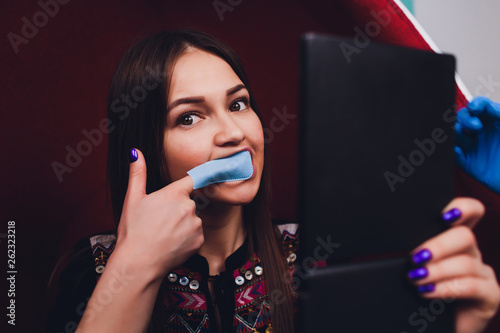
left=163, top=132, right=209, bottom=181
left=239, top=113, right=265, bottom=172
left=246, top=115, right=265, bottom=153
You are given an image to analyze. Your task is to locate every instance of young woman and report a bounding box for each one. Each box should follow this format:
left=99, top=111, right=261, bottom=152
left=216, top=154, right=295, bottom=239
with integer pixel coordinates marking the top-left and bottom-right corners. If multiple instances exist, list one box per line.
left=48, top=30, right=500, bottom=333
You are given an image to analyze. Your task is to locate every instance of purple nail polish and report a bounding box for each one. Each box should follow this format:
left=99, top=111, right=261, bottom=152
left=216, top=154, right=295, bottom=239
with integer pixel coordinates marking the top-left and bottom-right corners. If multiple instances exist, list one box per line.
left=408, top=267, right=428, bottom=280
left=412, top=249, right=432, bottom=265
left=442, top=208, right=462, bottom=223
left=417, top=283, right=435, bottom=293
left=129, top=148, right=138, bottom=163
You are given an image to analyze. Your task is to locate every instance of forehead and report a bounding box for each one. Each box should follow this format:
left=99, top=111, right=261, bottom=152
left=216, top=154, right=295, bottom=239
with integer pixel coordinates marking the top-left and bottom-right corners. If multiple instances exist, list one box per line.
left=168, top=49, right=243, bottom=98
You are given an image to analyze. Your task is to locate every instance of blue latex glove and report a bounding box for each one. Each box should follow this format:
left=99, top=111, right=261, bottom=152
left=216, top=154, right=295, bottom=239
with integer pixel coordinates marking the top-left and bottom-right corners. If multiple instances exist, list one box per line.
left=455, top=96, right=500, bottom=194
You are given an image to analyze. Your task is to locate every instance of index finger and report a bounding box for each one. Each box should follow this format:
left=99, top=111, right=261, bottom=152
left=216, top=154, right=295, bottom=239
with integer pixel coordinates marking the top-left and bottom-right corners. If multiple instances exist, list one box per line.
left=168, top=174, right=194, bottom=196
left=410, top=197, right=485, bottom=264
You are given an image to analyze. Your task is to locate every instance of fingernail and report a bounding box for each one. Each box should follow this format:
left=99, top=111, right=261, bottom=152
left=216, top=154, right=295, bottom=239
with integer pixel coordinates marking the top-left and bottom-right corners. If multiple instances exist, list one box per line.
left=408, top=267, right=428, bottom=280
left=442, top=208, right=462, bottom=223
left=412, top=249, right=432, bottom=265
left=417, top=283, right=435, bottom=293
left=129, top=148, right=138, bottom=163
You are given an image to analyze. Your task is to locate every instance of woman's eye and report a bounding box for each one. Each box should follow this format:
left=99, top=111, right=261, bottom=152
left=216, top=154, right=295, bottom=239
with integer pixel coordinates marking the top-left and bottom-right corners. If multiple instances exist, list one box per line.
left=229, top=98, right=249, bottom=112
left=178, top=114, right=201, bottom=127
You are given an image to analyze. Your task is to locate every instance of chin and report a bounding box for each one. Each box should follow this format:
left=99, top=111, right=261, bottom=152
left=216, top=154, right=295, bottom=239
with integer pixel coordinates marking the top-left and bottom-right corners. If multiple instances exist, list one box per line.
left=221, top=182, right=260, bottom=205
left=197, top=178, right=261, bottom=206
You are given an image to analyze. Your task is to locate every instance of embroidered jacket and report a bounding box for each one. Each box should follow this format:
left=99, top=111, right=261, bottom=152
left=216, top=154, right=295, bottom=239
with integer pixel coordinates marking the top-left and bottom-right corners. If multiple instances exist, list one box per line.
left=87, top=223, right=299, bottom=333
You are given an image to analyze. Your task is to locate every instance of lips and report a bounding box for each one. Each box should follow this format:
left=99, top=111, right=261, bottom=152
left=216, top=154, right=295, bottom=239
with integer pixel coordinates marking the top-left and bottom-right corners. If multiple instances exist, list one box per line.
left=218, top=147, right=252, bottom=161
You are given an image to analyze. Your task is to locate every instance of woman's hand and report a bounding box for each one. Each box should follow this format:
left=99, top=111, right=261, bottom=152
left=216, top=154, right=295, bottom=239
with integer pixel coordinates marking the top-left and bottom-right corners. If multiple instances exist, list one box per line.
left=408, top=197, right=500, bottom=333
left=115, top=148, right=204, bottom=281
left=77, top=149, right=204, bottom=332
left=455, top=96, right=500, bottom=194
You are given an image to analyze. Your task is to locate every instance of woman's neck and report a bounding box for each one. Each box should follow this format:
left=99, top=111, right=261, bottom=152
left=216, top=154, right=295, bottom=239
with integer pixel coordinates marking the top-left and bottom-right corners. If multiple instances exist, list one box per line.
left=197, top=202, right=246, bottom=276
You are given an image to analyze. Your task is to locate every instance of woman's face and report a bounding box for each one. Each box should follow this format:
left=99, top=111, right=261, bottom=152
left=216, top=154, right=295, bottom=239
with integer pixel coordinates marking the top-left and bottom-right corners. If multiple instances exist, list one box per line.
left=163, top=48, right=264, bottom=205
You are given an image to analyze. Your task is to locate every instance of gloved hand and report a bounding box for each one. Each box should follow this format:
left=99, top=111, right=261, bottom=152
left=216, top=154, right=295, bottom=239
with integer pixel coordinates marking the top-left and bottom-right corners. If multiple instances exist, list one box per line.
left=455, top=96, right=500, bottom=194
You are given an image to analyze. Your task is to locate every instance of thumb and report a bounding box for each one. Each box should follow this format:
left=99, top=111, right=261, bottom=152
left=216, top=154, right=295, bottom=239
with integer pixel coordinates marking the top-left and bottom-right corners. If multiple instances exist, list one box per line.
left=126, top=148, right=147, bottom=202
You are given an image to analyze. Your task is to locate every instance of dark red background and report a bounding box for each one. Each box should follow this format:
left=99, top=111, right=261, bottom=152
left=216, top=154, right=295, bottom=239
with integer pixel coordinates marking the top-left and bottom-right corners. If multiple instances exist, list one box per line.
left=1, top=0, right=499, bottom=332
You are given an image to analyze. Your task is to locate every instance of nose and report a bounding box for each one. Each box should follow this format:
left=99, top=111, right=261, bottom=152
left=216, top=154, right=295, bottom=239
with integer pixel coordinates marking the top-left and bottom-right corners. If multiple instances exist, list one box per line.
left=213, top=112, right=245, bottom=146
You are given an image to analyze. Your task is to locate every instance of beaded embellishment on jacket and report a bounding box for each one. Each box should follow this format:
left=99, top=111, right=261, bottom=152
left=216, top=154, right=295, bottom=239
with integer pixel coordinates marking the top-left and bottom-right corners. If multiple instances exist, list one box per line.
left=89, top=223, right=299, bottom=333
left=163, top=266, right=210, bottom=333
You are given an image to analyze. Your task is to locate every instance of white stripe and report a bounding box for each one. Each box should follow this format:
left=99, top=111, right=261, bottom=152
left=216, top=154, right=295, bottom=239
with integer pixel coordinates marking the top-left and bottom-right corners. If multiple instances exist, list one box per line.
left=393, top=0, right=473, bottom=101
left=277, top=223, right=298, bottom=235
left=90, top=233, right=116, bottom=248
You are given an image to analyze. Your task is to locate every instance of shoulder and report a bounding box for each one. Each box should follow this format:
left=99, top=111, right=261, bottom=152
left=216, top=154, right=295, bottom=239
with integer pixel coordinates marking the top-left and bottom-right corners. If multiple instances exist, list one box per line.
left=47, top=231, right=114, bottom=331
left=89, top=232, right=117, bottom=278
left=275, top=221, right=298, bottom=238
left=273, top=219, right=299, bottom=240
left=273, top=220, right=299, bottom=264
left=53, top=235, right=98, bottom=291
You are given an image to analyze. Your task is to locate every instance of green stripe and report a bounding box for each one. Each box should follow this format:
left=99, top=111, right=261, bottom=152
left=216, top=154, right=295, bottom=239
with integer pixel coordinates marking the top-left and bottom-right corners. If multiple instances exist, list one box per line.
left=400, top=0, right=414, bottom=14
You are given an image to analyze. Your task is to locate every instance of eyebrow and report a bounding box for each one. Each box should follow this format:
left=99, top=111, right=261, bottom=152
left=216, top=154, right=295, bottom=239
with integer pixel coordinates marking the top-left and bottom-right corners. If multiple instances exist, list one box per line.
left=226, top=83, right=246, bottom=96
left=167, top=84, right=247, bottom=112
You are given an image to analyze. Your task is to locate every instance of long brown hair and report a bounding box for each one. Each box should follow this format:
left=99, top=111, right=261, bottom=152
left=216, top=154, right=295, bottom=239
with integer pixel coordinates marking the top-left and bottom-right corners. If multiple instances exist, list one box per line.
left=106, top=29, right=295, bottom=333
